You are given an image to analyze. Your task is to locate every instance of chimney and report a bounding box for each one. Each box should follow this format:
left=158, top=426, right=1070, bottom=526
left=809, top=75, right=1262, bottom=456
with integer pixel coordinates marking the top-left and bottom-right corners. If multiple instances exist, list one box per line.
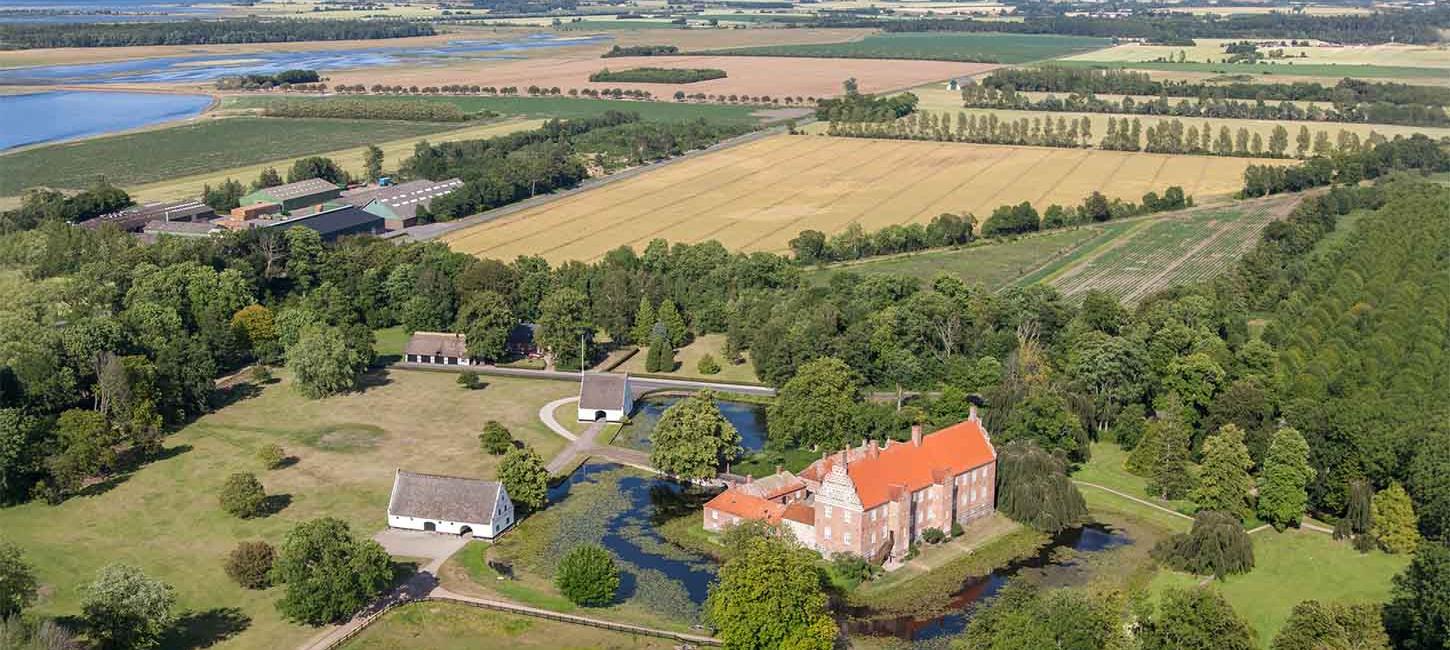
left=775, top=464, right=783, bottom=475
left=745, top=474, right=753, bottom=484
left=911, top=424, right=923, bottom=447
left=969, top=405, right=979, bottom=422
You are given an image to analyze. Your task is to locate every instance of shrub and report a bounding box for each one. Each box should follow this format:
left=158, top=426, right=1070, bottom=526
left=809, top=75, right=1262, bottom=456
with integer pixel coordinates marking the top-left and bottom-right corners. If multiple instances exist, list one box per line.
left=219, top=472, right=267, bottom=519
left=697, top=354, right=721, bottom=375
left=257, top=444, right=286, bottom=470
left=479, top=421, right=514, bottom=456
left=1151, top=510, right=1255, bottom=578
left=829, top=553, right=877, bottom=589
left=224, top=541, right=275, bottom=589
left=554, top=544, right=619, bottom=607
left=251, top=365, right=273, bottom=384
left=457, top=371, right=480, bottom=390
left=922, top=528, right=947, bottom=544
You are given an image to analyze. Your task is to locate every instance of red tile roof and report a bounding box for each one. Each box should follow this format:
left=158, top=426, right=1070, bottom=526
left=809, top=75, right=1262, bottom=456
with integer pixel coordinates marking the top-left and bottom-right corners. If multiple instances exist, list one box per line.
left=847, top=419, right=996, bottom=509
left=705, top=489, right=785, bottom=525
left=783, top=502, right=815, bottom=526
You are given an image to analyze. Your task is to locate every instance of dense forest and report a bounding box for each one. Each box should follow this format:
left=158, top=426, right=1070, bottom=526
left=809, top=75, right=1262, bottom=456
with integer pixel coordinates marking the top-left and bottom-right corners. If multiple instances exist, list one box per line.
left=815, top=84, right=919, bottom=122
left=588, top=67, right=727, bottom=84
left=0, top=19, right=434, bottom=49
left=807, top=7, right=1450, bottom=45
left=601, top=45, right=679, bottom=58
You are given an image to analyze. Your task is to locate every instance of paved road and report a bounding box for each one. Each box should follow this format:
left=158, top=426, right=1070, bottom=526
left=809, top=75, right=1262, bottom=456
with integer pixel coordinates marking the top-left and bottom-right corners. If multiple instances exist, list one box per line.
left=395, top=361, right=775, bottom=397
left=539, top=396, right=659, bottom=475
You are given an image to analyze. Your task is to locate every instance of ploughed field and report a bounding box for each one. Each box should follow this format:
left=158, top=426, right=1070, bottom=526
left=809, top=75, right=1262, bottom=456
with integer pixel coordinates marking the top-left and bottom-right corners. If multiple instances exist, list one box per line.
left=443, top=134, right=1289, bottom=263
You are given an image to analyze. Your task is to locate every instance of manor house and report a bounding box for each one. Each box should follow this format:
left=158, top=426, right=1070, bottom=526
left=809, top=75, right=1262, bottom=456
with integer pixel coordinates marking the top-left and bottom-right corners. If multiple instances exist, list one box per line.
left=704, top=409, right=996, bottom=563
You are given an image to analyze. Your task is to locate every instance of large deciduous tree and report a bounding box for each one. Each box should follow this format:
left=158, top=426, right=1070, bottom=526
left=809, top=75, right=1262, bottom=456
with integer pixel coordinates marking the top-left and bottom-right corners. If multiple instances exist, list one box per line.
left=286, top=325, right=368, bottom=399
left=650, top=390, right=742, bottom=480
left=1271, top=600, right=1389, bottom=650
left=0, top=539, right=37, bottom=617
left=454, top=290, right=513, bottom=363
left=1384, top=541, right=1450, bottom=650
left=554, top=544, right=619, bottom=607
left=1258, top=427, right=1315, bottom=530
left=81, top=563, right=177, bottom=650
left=766, top=357, right=862, bottom=450
left=705, top=536, right=835, bottom=650
left=499, top=446, right=548, bottom=512
left=960, top=581, right=1130, bottom=650
left=1139, top=587, right=1256, bottom=650
left=537, top=288, right=593, bottom=371
left=1372, top=482, right=1420, bottom=555
left=1151, top=510, right=1255, bottom=578
left=273, top=518, right=392, bottom=626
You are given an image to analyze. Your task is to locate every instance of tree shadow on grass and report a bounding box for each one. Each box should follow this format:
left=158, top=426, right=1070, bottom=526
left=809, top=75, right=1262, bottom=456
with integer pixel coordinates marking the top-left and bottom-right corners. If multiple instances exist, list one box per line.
left=261, top=493, right=292, bottom=516
left=160, top=607, right=251, bottom=649
left=211, top=383, right=263, bottom=410
left=355, top=367, right=393, bottom=393
left=73, top=443, right=194, bottom=500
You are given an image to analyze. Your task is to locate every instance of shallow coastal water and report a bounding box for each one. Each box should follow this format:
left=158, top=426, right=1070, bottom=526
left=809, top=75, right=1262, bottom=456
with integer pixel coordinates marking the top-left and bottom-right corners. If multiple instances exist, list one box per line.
left=0, top=90, right=212, bottom=150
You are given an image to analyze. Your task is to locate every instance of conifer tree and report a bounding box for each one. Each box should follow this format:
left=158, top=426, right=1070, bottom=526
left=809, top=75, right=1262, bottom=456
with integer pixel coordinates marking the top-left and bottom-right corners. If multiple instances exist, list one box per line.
left=1372, top=482, right=1420, bottom=554
left=1258, top=427, right=1315, bottom=529
left=1193, top=424, right=1255, bottom=521
left=657, top=299, right=687, bottom=347
left=629, top=296, right=654, bottom=346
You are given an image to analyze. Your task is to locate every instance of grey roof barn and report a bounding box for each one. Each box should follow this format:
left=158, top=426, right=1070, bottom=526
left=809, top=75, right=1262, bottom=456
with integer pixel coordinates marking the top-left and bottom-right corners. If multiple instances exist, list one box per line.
left=578, top=373, right=630, bottom=411
left=405, top=332, right=469, bottom=359
left=387, top=470, right=504, bottom=525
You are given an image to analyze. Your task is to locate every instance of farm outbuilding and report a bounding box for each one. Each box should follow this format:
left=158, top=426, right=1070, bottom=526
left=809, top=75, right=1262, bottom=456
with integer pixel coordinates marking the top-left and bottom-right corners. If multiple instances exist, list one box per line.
left=577, top=373, right=632, bottom=422
left=240, top=178, right=342, bottom=211
left=404, top=331, right=472, bottom=366
left=387, top=470, right=514, bottom=539
left=81, top=199, right=216, bottom=232
left=342, top=178, right=464, bottom=230
left=260, top=205, right=385, bottom=242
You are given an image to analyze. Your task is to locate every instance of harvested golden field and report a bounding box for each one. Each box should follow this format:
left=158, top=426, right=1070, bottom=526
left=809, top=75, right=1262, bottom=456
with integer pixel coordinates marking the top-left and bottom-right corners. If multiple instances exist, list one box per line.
left=1064, top=39, right=1450, bottom=70
left=326, top=54, right=996, bottom=99
left=443, top=134, right=1289, bottom=263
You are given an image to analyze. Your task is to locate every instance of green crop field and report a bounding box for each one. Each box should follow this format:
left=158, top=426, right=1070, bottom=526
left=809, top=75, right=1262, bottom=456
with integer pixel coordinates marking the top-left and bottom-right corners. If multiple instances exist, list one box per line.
left=811, top=226, right=1115, bottom=289
left=224, top=94, right=766, bottom=124
left=704, top=32, right=1111, bottom=64
left=0, top=117, right=457, bottom=195
left=1051, top=59, right=1450, bottom=80
left=810, top=196, right=1298, bottom=303
left=1044, top=199, right=1293, bottom=303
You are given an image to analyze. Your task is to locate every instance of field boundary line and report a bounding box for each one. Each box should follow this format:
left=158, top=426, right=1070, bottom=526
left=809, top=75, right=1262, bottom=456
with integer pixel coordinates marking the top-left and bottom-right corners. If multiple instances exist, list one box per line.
left=823, top=142, right=972, bottom=234
left=1004, top=225, right=1123, bottom=290
left=900, top=142, right=1018, bottom=226
left=1048, top=218, right=1158, bottom=293
left=1027, top=148, right=1095, bottom=208
left=412, top=124, right=795, bottom=244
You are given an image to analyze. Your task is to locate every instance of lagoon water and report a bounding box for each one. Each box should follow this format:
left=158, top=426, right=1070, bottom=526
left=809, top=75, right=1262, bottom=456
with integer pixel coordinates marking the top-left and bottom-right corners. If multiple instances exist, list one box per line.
left=0, top=90, right=212, bottom=150
left=0, top=34, right=612, bottom=85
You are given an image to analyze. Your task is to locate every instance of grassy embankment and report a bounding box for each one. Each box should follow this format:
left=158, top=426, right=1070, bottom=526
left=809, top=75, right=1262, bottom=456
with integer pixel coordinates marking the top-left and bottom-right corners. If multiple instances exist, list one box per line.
left=340, top=600, right=676, bottom=649
left=0, top=369, right=574, bottom=650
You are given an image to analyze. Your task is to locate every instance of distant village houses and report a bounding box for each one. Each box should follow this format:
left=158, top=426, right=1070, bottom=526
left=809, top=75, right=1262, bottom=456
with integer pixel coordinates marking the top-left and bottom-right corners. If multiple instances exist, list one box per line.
left=705, top=410, right=997, bottom=564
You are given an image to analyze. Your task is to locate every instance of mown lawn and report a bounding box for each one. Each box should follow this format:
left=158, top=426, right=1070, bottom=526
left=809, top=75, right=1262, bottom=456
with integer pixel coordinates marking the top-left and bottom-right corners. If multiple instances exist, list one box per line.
left=1072, top=442, right=1199, bottom=517
left=1150, top=529, right=1409, bottom=645
left=0, top=370, right=574, bottom=650
left=707, top=32, right=1111, bottom=64
left=0, top=117, right=459, bottom=195
left=224, top=94, right=766, bottom=124
left=617, top=334, right=760, bottom=384
left=340, top=600, right=677, bottom=649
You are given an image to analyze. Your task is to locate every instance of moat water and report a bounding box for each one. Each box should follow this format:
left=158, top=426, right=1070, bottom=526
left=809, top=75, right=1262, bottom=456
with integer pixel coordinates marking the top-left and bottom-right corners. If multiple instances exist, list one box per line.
left=613, top=395, right=769, bottom=454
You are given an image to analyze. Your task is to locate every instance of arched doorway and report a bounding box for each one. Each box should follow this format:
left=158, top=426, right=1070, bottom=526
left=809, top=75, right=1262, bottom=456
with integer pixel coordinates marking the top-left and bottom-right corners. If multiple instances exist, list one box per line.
left=594, top=410, right=607, bottom=421
left=458, top=526, right=473, bottom=537
left=423, top=521, right=436, bottom=532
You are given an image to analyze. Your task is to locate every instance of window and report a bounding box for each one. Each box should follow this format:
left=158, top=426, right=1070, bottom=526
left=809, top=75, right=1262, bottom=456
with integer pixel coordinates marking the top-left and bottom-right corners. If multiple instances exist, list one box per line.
left=824, top=505, right=833, bottom=518
left=712, top=510, right=718, bottom=521
left=844, top=510, right=852, bottom=523
left=844, top=532, right=852, bottom=544
left=824, top=528, right=833, bottom=540
left=870, top=509, right=877, bottom=522
left=870, top=532, right=876, bottom=545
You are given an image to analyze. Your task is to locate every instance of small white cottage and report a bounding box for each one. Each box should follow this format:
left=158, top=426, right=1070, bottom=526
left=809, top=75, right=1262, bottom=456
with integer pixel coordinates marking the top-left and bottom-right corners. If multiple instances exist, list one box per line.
left=387, top=469, right=514, bottom=539
left=404, top=331, right=472, bottom=366
left=577, top=373, right=632, bottom=422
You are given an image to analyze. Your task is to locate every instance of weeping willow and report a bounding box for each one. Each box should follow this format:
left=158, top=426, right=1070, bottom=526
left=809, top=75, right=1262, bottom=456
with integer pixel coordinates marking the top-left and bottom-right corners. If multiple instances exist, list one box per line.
left=995, top=440, right=1087, bottom=533
left=1151, top=510, right=1255, bottom=578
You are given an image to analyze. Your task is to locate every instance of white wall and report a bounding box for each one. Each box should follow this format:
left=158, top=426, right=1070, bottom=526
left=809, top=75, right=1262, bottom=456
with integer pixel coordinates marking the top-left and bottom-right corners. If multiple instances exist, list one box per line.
left=577, top=407, right=626, bottom=423
left=388, top=514, right=499, bottom=538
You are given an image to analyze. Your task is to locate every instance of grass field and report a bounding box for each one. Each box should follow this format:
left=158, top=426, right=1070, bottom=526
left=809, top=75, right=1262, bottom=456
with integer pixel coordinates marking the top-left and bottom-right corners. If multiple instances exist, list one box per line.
left=443, top=134, right=1285, bottom=263
left=1063, top=39, right=1450, bottom=71
left=617, top=334, right=759, bottom=383
left=705, top=32, right=1111, bottom=63
left=0, top=369, right=574, bottom=650
left=223, top=94, right=768, bottom=124
left=340, top=601, right=676, bottom=649
left=0, top=116, right=463, bottom=196
left=1150, top=529, right=1409, bottom=644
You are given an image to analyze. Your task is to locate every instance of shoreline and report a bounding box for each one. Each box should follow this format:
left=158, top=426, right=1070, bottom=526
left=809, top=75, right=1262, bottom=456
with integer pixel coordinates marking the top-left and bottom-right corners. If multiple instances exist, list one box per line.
left=0, top=87, right=218, bottom=155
